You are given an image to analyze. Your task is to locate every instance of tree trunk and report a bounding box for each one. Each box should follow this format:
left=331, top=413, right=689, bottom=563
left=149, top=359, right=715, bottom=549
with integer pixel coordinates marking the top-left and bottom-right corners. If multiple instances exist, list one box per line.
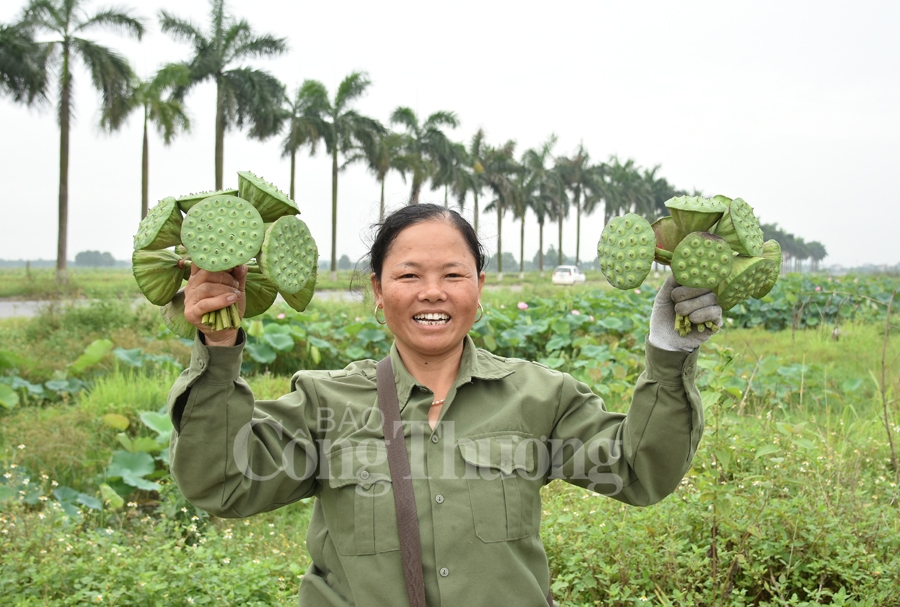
left=558, top=216, right=564, bottom=266
left=214, top=76, right=226, bottom=190
left=496, top=200, right=503, bottom=279
left=539, top=223, right=544, bottom=276
left=444, top=185, right=448, bottom=208
left=141, top=105, right=149, bottom=219
left=289, top=148, right=296, bottom=201
left=409, top=181, right=421, bottom=204
left=56, top=45, right=71, bottom=285
left=473, top=189, right=479, bottom=235
left=519, top=215, right=525, bottom=279
left=574, top=188, right=582, bottom=266
left=331, top=147, right=338, bottom=283
left=379, top=176, right=385, bottom=222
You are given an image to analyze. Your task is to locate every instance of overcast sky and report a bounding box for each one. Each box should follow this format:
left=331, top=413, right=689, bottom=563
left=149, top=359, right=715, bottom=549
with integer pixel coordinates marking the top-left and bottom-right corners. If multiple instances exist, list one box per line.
left=2, top=0, right=898, bottom=269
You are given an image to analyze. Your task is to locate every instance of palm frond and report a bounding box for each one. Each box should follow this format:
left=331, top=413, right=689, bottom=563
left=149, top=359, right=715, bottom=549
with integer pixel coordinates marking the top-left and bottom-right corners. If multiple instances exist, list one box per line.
left=76, top=8, right=145, bottom=40
left=0, top=22, right=51, bottom=105
left=223, top=66, right=285, bottom=139
left=158, top=11, right=205, bottom=46
left=334, top=70, right=371, bottom=111
left=73, top=36, right=133, bottom=114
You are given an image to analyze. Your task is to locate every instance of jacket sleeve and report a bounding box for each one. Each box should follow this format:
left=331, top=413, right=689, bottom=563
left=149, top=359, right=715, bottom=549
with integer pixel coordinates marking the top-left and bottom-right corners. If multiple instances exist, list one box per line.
left=549, top=338, right=703, bottom=506
left=167, top=332, right=320, bottom=518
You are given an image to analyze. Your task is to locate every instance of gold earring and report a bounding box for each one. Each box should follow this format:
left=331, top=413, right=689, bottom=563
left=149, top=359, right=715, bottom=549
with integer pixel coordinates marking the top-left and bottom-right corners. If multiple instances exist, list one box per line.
left=475, top=302, right=484, bottom=323
left=374, top=304, right=386, bottom=325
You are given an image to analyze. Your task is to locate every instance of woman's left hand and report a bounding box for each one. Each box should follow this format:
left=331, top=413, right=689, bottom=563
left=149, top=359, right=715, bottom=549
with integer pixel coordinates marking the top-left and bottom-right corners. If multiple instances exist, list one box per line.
left=648, top=275, right=723, bottom=352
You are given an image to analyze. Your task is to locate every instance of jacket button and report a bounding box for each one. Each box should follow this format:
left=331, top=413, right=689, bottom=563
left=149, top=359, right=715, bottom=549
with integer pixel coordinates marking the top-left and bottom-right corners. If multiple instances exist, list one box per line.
left=358, top=470, right=370, bottom=481
left=431, top=434, right=440, bottom=444
left=435, top=494, right=444, bottom=504
left=439, top=567, right=449, bottom=577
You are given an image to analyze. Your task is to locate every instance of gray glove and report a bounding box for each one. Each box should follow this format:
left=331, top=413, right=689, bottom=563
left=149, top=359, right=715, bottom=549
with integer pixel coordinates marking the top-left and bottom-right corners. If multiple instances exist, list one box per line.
left=649, top=275, right=723, bottom=352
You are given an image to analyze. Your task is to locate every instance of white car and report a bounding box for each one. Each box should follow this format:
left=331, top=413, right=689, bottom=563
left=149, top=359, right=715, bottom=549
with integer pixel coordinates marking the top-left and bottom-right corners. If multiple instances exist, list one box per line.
left=551, top=265, right=587, bottom=285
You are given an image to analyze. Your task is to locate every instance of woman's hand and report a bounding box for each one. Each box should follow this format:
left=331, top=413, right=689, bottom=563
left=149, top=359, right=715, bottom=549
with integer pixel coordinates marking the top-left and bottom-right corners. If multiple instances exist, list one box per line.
left=649, top=275, right=723, bottom=352
left=183, top=263, right=248, bottom=347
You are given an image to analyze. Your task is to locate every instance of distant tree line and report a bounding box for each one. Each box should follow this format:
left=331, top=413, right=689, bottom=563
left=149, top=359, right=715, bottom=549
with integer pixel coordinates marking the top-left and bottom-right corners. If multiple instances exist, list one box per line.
left=1, top=0, right=829, bottom=283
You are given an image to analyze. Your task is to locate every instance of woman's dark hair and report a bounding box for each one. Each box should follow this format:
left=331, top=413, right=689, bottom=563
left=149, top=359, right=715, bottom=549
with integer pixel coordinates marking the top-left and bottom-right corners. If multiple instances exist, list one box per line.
left=369, top=204, right=485, bottom=280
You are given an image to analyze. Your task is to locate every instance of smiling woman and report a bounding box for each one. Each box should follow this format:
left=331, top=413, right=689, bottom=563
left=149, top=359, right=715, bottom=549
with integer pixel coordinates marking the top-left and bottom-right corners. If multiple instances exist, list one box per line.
left=167, top=203, right=726, bottom=606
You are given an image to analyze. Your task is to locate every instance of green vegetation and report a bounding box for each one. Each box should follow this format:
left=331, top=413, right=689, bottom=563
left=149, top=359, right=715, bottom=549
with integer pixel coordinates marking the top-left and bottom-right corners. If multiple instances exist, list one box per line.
left=2, top=274, right=899, bottom=605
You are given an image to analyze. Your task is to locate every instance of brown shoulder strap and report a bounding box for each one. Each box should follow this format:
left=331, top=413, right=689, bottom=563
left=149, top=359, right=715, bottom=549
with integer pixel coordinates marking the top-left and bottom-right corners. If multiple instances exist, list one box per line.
left=376, top=357, right=427, bottom=607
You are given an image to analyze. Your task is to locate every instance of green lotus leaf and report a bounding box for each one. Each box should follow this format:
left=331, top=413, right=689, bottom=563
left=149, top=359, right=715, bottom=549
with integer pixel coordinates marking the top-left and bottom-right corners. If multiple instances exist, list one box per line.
left=712, top=197, right=764, bottom=257
left=133, top=197, right=183, bottom=251
left=244, top=266, right=279, bottom=318
left=671, top=232, right=733, bottom=289
left=664, top=195, right=726, bottom=236
left=132, top=249, right=188, bottom=306
left=237, top=171, right=300, bottom=222
left=597, top=213, right=655, bottom=289
left=281, top=265, right=317, bottom=313
left=160, top=290, right=197, bottom=340
left=714, top=256, right=779, bottom=311
left=651, top=216, right=680, bottom=265
left=175, top=188, right=238, bottom=213
left=752, top=239, right=783, bottom=298
left=257, top=216, right=318, bottom=295
left=181, top=195, right=265, bottom=272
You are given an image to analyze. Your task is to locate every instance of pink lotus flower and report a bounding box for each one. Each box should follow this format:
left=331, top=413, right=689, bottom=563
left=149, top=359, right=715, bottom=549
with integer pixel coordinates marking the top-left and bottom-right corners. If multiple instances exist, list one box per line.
left=589, top=315, right=595, bottom=322
left=634, top=289, right=641, bottom=294
left=815, top=286, right=821, bottom=292
left=517, top=302, right=528, bottom=310
left=500, top=304, right=505, bottom=309
left=571, top=310, right=581, bottom=315
left=277, top=313, right=286, bottom=319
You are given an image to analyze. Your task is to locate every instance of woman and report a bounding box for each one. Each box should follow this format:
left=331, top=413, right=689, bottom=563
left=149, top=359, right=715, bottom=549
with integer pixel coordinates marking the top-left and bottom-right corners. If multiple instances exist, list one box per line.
left=168, top=203, right=721, bottom=606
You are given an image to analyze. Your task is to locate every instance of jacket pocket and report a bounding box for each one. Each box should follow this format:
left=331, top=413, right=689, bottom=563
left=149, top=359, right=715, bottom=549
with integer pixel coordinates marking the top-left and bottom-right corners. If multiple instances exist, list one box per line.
left=319, top=442, right=399, bottom=556
left=458, top=432, right=537, bottom=543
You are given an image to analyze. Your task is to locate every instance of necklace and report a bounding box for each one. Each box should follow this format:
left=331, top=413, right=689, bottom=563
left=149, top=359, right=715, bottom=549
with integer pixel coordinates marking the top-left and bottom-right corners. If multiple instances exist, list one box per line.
left=430, top=398, right=445, bottom=408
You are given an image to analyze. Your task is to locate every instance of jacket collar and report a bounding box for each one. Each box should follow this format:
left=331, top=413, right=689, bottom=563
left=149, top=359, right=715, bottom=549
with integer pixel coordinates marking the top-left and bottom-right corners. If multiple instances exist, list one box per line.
left=388, top=335, right=514, bottom=410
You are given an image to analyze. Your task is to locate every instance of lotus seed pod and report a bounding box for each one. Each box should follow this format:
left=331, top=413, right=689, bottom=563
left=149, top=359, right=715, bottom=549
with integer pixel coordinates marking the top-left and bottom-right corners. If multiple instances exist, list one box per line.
left=711, top=194, right=732, bottom=206
left=181, top=194, right=265, bottom=272
left=671, top=231, right=734, bottom=289
left=176, top=188, right=239, bottom=213
left=257, top=216, right=318, bottom=294
left=651, top=216, right=680, bottom=265
left=712, top=197, right=764, bottom=257
left=664, top=195, right=727, bottom=237
left=237, top=171, right=300, bottom=222
left=133, top=197, right=183, bottom=251
left=132, top=249, right=188, bottom=306
left=281, top=265, right=317, bottom=313
left=160, top=290, right=197, bottom=340
left=244, top=266, right=278, bottom=318
left=597, top=213, right=655, bottom=289
left=714, top=256, right=779, bottom=311
left=752, top=240, right=783, bottom=298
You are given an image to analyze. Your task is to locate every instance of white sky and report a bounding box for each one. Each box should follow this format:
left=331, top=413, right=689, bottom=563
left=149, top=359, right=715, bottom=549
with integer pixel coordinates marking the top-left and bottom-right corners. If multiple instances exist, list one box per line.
left=2, top=0, right=898, bottom=268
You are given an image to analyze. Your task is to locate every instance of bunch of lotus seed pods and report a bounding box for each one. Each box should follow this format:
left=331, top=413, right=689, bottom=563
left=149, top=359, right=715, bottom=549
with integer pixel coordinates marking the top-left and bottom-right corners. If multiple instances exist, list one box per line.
left=598, top=195, right=782, bottom=336
left=131, top=172, right=318, bottom=339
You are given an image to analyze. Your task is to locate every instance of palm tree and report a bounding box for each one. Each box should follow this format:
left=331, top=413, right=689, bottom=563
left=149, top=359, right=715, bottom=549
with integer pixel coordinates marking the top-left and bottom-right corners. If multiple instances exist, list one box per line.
left=521, top=135, right=559, bottom=275
left=557, top=144, right=603, bottom=266
left=432, top=141, right=469, bottom=209
left=18, top=0, right=145, bottom=283
left=390, top=107, right=459, bottom=204
left=281, top=80, right=329, bottom=201
left=159, top=0, right=287, bottom=190
left=344, top=130, right=407, bottom=222
left=605, top=156, right=652, bottom=223
left=100, top=64, right=191, bottom=220
left=306, top=71, right=384, bottom=281
left=481, top=140, right=519, bottom=279
left=0, top=21, right=50, bottom=105
left=453, top=129, right=488, bottom=234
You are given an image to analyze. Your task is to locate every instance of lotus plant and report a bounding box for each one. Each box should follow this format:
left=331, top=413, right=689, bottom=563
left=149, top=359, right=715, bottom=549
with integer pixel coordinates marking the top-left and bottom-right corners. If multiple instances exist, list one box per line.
left=132, top=172, right=319, bottom=338
left=598, top=195, right=781, bottom=336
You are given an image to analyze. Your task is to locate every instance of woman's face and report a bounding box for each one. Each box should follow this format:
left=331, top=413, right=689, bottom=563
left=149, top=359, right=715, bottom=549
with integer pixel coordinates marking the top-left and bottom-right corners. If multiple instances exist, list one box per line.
left=371, top=219, right=485, bottom=362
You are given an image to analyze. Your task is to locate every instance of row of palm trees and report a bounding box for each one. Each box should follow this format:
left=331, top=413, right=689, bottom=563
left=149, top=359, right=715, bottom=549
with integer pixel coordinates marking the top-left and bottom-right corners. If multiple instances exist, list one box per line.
left=0, top=0, right=827, bottom=284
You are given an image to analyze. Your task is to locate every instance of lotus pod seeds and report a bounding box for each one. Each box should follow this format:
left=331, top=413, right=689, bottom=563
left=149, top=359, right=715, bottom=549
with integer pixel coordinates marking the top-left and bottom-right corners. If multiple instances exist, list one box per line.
left=237, top=171, right=300, bottom=222
left=671, top=232, right=734, bottom=289
left=257, top=216, right=318, bottom=294
left=714, top=256, right=779, bottom=311
left=175, top=188, right=239, bottom=213
left=598, top=213, right=655, bottom=289
left=664, top=195, right=726, bottom=237
left=712, top=197, right=764, bottom=257
left=133, top=197, right=183, bottom=250
left=181, top=195, right=265, bottom=272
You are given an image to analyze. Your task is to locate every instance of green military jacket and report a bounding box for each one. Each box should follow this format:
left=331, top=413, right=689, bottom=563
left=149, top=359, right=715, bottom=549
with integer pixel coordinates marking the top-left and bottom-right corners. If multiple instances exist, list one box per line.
left=168, top=334, right=703, bottom=607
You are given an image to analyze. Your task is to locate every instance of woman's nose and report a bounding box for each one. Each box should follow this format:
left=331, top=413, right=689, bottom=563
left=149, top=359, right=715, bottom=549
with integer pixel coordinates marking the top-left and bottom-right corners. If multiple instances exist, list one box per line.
left=418, top=278, right=446, bottom=300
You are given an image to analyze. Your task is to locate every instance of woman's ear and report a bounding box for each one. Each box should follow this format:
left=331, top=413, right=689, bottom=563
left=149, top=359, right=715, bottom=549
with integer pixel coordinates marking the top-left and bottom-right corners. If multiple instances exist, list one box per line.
left=370, top=272, right=383, bottom=306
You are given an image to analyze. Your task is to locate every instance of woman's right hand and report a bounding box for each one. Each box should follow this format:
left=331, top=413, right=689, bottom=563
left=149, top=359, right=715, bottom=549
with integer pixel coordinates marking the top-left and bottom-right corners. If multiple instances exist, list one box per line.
left=183, top=263, right=248, bottom=347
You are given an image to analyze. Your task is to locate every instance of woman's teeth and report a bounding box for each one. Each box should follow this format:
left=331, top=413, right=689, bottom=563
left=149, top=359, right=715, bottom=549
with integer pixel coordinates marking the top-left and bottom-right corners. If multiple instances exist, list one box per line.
left=414, top=313, right=450, bottom=325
